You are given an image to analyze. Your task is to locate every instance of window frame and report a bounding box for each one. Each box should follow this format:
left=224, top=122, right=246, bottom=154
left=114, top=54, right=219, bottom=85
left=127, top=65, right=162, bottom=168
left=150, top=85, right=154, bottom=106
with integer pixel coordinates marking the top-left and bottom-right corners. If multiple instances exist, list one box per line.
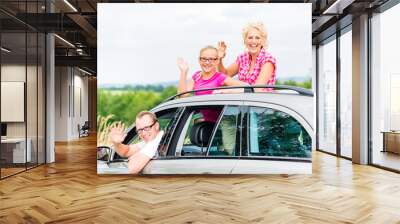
left=206, top=105, right=242, bottom=157
left=118, top=107, right=184, bottom=159
left=166, top=105, right=224, bottom=158
left=242, top=104, right=313, bottom=162
left=165, top=104, right=243, bottom=160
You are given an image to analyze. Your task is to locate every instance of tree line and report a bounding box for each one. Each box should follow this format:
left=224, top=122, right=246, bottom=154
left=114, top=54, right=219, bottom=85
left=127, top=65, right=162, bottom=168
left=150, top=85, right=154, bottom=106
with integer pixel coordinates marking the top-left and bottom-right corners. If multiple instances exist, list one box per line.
left=97, top=79, right=312, bottom=129
left=98, top=86, right=177, bottom=126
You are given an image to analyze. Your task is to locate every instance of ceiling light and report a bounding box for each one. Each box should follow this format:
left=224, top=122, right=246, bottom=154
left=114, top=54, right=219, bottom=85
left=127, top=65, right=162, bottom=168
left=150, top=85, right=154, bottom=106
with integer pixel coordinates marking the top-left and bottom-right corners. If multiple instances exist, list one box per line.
left=63, top=0, right=78, bottom=12
left=76, top=48, right=84, bottom=55
left=1, top=47, right=11, bottom=53
left=54, top=34, right=75, bottom=48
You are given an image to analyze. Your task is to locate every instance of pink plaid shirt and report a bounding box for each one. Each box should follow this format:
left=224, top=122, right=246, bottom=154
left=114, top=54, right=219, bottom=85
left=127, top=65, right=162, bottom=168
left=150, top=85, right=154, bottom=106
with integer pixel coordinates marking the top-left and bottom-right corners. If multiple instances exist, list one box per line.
left=236, top=48, right=277, bottom=87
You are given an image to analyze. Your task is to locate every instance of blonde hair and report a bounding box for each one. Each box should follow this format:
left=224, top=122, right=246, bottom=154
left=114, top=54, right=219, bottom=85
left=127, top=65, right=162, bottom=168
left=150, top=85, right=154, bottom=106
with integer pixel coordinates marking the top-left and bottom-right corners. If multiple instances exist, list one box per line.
left=136, top=111, right=157, bottom=123
left=199, top=45, right=218, bottom=56
left=242, top=22, right=268, bottom=48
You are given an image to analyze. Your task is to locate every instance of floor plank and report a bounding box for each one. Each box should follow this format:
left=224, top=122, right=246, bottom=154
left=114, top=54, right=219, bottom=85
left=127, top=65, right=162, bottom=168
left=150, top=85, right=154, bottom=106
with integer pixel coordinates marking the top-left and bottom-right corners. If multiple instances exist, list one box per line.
left=1, top=135, right=400, bottom=223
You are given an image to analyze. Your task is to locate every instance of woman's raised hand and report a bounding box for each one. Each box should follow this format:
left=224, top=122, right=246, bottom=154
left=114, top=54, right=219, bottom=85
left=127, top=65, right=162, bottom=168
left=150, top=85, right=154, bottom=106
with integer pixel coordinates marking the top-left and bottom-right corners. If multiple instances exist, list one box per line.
left=217, top=41, right=227, bottom=59
left=177, top=57, right=189, bottom=74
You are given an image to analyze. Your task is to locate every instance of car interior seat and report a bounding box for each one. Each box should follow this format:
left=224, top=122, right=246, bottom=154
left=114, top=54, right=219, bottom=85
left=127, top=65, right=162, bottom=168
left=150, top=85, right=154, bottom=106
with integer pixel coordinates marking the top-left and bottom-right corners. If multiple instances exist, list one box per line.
left=189, top=121, right=215, bottom=150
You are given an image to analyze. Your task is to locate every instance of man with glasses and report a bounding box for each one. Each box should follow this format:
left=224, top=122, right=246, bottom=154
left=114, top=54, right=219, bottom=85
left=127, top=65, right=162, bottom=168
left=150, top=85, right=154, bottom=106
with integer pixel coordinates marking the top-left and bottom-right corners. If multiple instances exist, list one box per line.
left=110, top=111, right=163, bottom=174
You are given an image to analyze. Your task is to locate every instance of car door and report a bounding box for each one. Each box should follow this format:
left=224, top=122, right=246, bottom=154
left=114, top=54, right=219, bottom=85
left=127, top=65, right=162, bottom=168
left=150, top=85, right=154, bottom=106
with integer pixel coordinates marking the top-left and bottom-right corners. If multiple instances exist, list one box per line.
left=143, top=105, right=242, bottom=174
left=231, top=104, right=313, bottom=174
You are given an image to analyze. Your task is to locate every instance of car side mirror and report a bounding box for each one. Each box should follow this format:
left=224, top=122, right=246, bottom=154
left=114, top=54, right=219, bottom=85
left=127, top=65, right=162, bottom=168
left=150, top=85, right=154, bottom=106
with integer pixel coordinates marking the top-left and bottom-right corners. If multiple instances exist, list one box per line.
left=97, top=146, right=111, bottom=161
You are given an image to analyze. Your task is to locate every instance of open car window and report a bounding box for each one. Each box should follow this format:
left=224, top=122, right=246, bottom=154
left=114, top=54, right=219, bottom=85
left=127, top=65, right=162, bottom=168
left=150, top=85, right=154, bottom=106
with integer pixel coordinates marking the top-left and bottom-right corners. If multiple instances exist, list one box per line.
left=115, top=107, right=182, bottom=159
left=155, top=107, right=184, bottom=157
left=171, top=106, right=224, bottom=157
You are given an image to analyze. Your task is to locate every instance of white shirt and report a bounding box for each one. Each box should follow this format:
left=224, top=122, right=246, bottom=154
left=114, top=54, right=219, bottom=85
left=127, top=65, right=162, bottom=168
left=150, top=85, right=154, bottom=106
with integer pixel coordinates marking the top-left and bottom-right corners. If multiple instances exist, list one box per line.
left=135, top=131, right=164, bottom=159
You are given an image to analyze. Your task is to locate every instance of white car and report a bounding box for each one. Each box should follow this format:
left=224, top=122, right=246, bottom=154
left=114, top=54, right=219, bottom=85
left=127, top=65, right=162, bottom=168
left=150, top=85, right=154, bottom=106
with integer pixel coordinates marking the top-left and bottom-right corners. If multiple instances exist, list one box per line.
left=97, top=85, right=314, bottom=174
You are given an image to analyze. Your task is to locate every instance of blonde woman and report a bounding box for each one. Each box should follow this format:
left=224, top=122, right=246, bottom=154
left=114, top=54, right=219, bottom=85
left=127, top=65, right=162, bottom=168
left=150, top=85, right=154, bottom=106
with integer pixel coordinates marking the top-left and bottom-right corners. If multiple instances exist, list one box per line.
left=218, top=22, right=277, bottom=91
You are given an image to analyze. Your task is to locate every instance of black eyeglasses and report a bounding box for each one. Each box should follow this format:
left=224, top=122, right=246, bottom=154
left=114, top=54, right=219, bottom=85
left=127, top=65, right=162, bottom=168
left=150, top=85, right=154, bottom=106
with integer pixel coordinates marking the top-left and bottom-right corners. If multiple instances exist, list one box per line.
left=199, top=57, right=218, bottom=63
left=137, top=120, right=158, bottom=134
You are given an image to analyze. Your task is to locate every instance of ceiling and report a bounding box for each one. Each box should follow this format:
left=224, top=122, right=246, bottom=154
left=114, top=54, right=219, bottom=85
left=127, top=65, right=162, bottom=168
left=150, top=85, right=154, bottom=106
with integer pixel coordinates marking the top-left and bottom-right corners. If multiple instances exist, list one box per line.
left=0, top=0, right=391, bottom=75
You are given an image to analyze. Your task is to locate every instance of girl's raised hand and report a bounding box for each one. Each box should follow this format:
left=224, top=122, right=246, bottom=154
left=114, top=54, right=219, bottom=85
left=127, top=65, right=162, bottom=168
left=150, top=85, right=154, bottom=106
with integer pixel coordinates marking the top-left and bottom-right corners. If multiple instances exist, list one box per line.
left=177, top=57, right=189, bottom=74
left=217, top=41, right=227, bottom=59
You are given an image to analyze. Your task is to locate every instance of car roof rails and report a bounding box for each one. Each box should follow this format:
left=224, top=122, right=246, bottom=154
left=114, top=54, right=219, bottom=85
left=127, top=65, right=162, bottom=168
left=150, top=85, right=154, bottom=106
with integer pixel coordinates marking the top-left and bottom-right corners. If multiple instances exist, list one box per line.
left=163, top=85, right=314, bottom=102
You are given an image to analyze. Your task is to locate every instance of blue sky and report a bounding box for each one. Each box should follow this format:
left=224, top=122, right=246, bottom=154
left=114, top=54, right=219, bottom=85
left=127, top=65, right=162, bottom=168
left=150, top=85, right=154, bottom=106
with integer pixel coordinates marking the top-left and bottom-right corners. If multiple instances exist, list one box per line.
left=98, top=3, right=312, bottom=86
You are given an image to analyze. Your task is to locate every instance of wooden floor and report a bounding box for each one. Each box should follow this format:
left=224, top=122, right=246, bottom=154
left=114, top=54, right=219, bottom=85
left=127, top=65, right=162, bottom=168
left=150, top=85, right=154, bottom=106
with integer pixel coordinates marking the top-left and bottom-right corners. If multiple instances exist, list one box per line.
left=373, top=150, right=400, bottom=171
left=1, top=135, right=400, bottom=223
left=1, top=167, right=26, bottom=177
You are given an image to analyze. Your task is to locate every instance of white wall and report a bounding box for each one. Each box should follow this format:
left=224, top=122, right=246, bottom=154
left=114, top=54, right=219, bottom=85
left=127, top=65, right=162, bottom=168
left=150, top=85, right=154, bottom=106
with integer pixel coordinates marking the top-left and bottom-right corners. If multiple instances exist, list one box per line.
left=72, top=73, right=89, bottom=137
left=54, top=67, right=89, bottom=141
left=55, top=67, right=69, bottom=141
left=1, top=63, right=46, bottom=163
left=1, top=65, right=30, bottom=137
